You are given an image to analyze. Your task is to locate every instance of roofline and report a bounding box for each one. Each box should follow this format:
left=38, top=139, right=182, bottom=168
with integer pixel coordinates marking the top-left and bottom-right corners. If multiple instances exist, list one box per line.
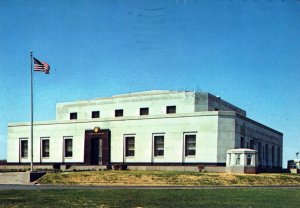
left=56, top=90, right=198, bottom=106
left=236, top=113, right=283, bottom=136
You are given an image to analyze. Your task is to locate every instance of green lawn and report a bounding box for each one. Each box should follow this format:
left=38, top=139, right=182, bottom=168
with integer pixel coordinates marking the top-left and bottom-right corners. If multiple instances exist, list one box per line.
left=0, top=188, right=300, bottom=207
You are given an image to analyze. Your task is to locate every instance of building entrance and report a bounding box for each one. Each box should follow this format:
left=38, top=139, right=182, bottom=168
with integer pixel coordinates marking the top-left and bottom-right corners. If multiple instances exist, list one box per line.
left=84, top=129, right=110, bottom=165
left=90, top=138, right=102, bottom=165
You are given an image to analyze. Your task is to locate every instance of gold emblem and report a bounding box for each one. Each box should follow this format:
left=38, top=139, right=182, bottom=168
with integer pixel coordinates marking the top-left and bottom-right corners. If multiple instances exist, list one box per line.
left=94, top=127, right=100, bottom=133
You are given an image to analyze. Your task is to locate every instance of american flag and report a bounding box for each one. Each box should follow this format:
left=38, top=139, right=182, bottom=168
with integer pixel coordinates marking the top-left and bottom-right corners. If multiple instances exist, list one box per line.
left=33, top=57, right=50, bottom=74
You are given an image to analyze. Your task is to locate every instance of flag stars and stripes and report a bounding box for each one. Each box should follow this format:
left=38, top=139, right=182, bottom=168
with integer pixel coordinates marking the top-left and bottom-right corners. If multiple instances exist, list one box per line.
left=33, top=57, right=50, bottom=74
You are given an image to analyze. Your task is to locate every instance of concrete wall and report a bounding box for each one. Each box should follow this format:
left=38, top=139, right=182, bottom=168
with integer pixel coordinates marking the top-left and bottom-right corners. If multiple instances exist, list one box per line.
left=0, top=172, right=46, bottom=184
left=217, top=112, right=236, bottom=163
left=235, top=115, right=283, bottom=168
left=0, top=172, right=30, bottom=184
left=225, top=166, right=257, bottom=174
left=194, top=93, right=246, bottom=116
left=56, top=91, right=246, bottom=122
left=8, top=112, right=220, bottom=164
left=56, top=91, right=197, bottom=121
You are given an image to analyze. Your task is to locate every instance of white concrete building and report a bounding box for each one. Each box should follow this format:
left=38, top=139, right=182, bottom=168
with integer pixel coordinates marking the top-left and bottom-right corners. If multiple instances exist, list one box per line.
left=225, top=149, right=257, bottom=174
left=7, top=90, right=283, bottom=170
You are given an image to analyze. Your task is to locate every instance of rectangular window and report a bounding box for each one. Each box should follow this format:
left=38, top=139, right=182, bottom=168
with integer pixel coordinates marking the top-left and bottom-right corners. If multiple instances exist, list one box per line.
left=125, top=136, right=135, bottom=157
left=272, top=145, right=274, bottom=165
left=236, top=154, right=241, bottom=165
left=185, top=134, right=196, bottom=156
left=250, top=139, right=254, bottom=149
left=92, top=111, right=100, bottom=118
left=115, top=109, right=123, bottom=117
left=228, top=153, right=231, bottom=165
left=277, top=147, right=281, bottom=167
left=64, top=138, right=73, bottom=157
left=247, top=154, right=252, bottom=165
left=154, top=135, right=164, bottom=156
left=70, top=112, right=77, bottom=120
left=258, top=142, right=261, bottom=162
left=240, top=136, right=245, bottom=148
left=265, top=144, right=268, bottom=166
left=20, top=139, right=28, bottom=158
left=140, top=107, right=149, bottom=116
left=41, top=139, right=50, bottom=158
left=166, top=106, right=176, bottom=114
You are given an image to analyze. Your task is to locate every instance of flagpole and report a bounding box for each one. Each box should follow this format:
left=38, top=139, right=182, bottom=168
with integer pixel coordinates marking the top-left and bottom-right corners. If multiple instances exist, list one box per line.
left=30, top=51, right=34, bottom=171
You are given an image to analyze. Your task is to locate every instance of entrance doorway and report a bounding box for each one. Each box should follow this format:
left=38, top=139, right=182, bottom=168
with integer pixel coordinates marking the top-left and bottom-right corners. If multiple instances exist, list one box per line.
left=84, top=129, right=110, bottom=165
left=90, top=138, right=102, bottom=165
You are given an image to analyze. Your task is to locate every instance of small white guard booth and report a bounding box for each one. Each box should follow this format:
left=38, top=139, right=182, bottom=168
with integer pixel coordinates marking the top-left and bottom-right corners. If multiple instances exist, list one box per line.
left=225, top=148, right=257, bottom=174
left=293, top=159, right=300, bottom=169
left=288, top=159, right=300, bottom=174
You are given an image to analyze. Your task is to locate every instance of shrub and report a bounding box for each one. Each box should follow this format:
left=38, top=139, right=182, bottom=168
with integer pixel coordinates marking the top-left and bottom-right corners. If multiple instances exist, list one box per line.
left=120, top=164, right=128, bottom=170
left=113, top=164, right=120, bottom=170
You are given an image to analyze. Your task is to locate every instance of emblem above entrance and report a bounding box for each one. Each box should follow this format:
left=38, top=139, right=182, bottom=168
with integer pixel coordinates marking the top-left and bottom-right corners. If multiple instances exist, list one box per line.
left=94, top=127, right=100, bottom=133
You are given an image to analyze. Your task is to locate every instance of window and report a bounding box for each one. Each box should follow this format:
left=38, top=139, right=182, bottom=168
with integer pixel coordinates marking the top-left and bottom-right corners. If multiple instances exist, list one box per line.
left=258, top=142, right=261, bottom=162
left=250, top=139, right=254, bottom=149
left=166, top=106, right=176, bottom=114
left=125, top=136, right=135, bottom=157
left=228, top=153, right=231, bottom=165
left=115, top=109, right=123, bottom=117
left=20, top=139, right=28, bottom=158
left=70, top=112, right=77, bottom=120
left=140, top=107, right=149, bottom=116
left=41, top=139, right=50, bottom=158
left=154, top=135, right=164, bottom=156
left=236, top=154, right=241, bottom=165
left=247, top=154, right=252, bottom=165
left=272, top=145, right=274, bottom=165
left=64, top=138, right=73, bottom=157
left=277, top=147, right=281, bottom=167
left=240, top=137, right=245, bottom=148
left=92, top=111, right=100, bottom=118
left=185, top=134, right=196, bottom=156
left=265, top=144, right=268, bottom=166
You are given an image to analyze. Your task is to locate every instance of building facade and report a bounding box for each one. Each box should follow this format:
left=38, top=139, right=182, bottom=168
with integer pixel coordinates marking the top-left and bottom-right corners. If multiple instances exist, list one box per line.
left=7, top=90, right=283, bottom=169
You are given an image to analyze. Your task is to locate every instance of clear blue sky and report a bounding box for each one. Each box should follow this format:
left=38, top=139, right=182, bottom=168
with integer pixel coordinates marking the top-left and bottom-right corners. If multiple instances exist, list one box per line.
left=0, top=0, right=299, bottom=166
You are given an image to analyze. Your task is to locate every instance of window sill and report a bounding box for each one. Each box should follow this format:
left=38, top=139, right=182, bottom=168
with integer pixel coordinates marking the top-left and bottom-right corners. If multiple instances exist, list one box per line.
left=185, top=156, right=196, bottom=158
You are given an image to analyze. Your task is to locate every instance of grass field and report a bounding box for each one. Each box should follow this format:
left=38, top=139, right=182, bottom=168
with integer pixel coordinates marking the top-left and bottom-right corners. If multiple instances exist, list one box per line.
left=37, top=170, right=300, bottom=186
left=0, top=188, right=300, bottom=207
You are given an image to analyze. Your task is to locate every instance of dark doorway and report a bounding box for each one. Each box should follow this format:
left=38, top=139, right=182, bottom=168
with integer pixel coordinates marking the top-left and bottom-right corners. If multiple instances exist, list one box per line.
left=84, top=129, right=110, bottom=165
left=90, top=138, right=102, bottom=165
